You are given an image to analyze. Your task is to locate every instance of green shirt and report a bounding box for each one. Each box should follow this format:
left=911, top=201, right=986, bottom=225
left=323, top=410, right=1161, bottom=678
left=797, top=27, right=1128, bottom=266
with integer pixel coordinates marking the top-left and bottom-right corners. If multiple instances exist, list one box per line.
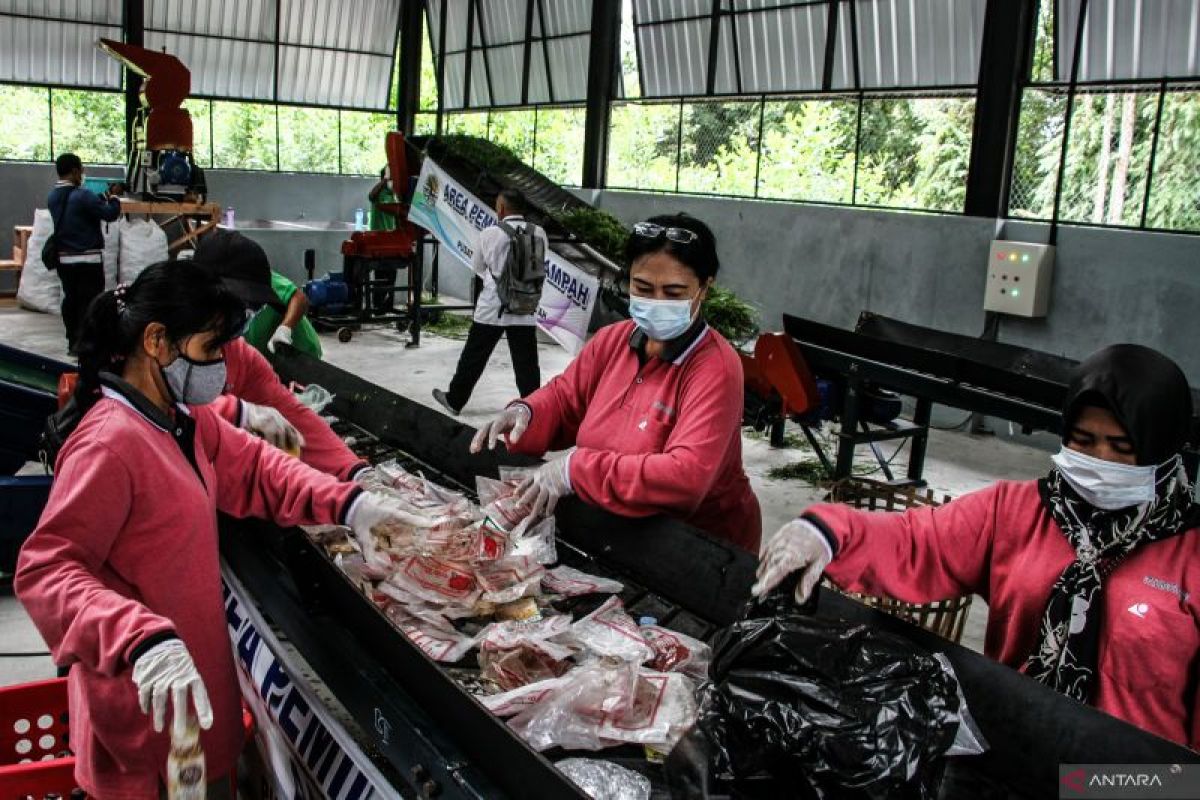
left=244, top=271, right=323, bottom=359
left=370, top=187, right=398, bottom=231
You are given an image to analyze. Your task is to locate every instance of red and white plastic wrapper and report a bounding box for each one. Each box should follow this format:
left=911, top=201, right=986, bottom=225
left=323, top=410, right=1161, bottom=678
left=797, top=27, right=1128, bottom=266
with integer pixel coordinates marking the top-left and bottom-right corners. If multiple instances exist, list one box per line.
left=477, top=476, right=537, bottom=536
left=416, top=521, right=507, bottom=563
left=480, top=644, right=574, bottom=691
left=387, top=556, right=481, bottom=607
left=505, top=516, right=557, bottom=564
left=507, top=664, right=698, bottom=752
left=565, top=596, right=655, bottom=664
left=639, top=624, right=712, bottom=680
left=481, top=673, right=574, bottom=717
left=507, top=663, right=641, bottom=751
left=377, top=459, right=472, bottom=515
left=542, top=565, right=625, bottom=598
left=478, top=615, right=575, bottom=660
left=475, top=556, right=545, bottom=604
left=382, top=603, right=477, bottom=663
left=334, top=553, right=391, bottom=589
left=596, top=670, right=697, bottom=749
left=478, top=616, right=576, bottom=690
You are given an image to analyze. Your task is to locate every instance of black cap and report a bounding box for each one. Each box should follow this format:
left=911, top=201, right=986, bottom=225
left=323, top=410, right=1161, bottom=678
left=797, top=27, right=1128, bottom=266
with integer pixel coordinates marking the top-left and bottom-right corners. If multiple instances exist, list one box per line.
left=192, top=229, right=281, bottom=310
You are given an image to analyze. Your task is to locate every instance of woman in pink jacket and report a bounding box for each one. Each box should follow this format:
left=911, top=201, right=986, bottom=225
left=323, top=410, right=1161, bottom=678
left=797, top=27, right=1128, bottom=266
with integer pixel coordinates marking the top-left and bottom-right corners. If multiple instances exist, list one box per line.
left=471, top=214, right=762, bottom=552
left=754, top=344, right=1199, bottom=750
left=15, top=262, right=407, bottom=799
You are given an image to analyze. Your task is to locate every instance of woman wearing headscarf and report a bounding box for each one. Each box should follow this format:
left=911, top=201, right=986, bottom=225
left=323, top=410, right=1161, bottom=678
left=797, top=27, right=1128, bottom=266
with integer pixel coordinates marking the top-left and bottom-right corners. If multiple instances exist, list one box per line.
left=754, top=344, right=1199, bottom=749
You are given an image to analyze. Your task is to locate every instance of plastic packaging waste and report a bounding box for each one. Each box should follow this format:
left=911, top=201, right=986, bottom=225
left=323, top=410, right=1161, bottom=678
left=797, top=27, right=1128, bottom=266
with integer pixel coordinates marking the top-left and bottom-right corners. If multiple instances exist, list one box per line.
left=296, top=383, right=334, bottom=414
left=665, top=588, right=986, bottom=800
left=640, top=624, right=711, bottom=680
left=556, top=758, right=652, bottom=800
left=565, top=596, right=654, bottom=664
left=507, top=663, right=696, bottom=752
left=542, top=565, right=625, bottom=597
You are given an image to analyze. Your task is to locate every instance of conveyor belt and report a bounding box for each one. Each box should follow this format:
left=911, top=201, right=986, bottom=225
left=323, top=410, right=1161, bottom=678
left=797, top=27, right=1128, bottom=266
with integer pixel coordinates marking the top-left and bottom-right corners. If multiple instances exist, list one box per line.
left=219, top=346, right=1200, bottom=800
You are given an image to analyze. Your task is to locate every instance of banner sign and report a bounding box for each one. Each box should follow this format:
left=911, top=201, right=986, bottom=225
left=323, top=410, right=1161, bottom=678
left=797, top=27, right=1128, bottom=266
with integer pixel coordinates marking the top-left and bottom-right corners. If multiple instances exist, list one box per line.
left=408, top=157, right=600, bottom=354
left=223, top=567, right=393, bottom=800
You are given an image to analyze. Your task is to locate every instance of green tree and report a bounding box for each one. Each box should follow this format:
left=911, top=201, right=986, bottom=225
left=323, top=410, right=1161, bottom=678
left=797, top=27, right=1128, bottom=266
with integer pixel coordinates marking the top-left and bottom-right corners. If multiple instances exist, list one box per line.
left=278, top=106, right=339, bottom=173
left=51, top=89, right=125, bottom=165
left=0, top=85, right=51, bottom=161
left=212, top=102, right=277, bottom=170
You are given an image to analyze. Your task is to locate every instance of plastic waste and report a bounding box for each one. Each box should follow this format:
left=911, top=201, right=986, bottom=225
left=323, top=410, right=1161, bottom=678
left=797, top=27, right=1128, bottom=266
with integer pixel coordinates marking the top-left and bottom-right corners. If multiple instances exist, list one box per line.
left=665, top=588, right=986, bottom=800
left=556, top=758, right=652, bottom=800
left=542, top=565, right=625, bottom=597
left=564, top=596, right=654, bottom=664
left=640, top=624, right=711, bottom=680
left=166, top=718, right=205, bottom=800
left=296, top=383, right=334, bottom=413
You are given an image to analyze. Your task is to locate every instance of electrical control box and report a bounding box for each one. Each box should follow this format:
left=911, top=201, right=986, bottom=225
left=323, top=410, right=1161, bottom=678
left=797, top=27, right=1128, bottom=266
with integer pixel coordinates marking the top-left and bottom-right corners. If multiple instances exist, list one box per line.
left=984, top=241, right=1054, bottom=317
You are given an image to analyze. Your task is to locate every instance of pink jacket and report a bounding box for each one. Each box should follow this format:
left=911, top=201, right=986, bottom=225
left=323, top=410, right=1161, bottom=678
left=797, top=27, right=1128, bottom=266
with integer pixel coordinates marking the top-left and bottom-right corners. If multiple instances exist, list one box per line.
left=15, top=386, right=359, bottom=799
left=808, top=479, right=1200, bottom=750
left=511, top=320, right=761, bottom=551
left=210, top=338, right=366, bottom=480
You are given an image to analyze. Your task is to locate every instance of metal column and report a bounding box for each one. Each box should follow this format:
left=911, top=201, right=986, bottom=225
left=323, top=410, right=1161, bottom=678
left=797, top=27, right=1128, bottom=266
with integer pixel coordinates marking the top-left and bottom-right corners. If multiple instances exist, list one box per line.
left=396, top=0, right=425, bottom=136
left=963, top=0, right=1038, bottom=217
left=581, top=0, right=621, bottom=189
left=121, top=0, right=144, bottom=158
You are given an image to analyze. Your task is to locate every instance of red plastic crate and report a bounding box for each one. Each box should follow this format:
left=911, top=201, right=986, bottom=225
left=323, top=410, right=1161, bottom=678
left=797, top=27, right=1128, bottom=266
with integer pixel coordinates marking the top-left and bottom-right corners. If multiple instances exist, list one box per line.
left=0, top=678, right=80, bottom=796
left=0, top=678, right=256, bottom=797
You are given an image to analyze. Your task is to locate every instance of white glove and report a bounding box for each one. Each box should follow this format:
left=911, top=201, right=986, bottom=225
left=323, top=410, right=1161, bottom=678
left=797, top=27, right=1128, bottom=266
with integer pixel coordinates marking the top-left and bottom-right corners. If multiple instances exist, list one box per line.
left=267, top=324, right=293, bottom=353
left=242, top=401, right=305, bottom=453
left=345, top=491, right=442, bottom=566
left=131, top=639, right=214, bottom=739
left=470, top=404, right=532, bottom=453
left=515, top=456, right=573, bottom=518
left=751, top=518, right=834, bottom=604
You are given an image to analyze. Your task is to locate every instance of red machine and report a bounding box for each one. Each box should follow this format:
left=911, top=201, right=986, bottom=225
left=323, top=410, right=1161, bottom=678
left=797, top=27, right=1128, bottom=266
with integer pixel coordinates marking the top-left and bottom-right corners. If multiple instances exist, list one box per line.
left=341, top=131, right=418, bottom=262
left=98, top=38, right=204, bottom=200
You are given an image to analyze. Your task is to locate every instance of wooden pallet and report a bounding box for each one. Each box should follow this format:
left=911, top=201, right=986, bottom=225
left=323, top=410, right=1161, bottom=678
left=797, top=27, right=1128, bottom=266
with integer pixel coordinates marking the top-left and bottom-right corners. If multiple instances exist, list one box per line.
left=822, top=476, right=973, bottom=644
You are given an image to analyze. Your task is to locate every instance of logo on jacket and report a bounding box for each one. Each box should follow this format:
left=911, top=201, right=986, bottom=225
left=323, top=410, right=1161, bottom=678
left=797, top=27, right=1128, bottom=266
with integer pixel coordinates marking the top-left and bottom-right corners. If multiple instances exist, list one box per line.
left=1127, top=602, right=1150, bottom=618
left=1143, top=575, right=1190, bottom=602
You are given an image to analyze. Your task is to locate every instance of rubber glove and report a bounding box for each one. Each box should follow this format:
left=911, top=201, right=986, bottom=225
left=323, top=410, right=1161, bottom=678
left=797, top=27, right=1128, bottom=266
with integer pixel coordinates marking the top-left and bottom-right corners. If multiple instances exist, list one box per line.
left=242, top=401, right=305, bottom=454
left=470, top=404, right=532, bottom=453
left=345, top=491, right=443, bottom=566
left=751, top=518, right=834, bottom=604
left=267, top=324, right=293, bottom=353
left=515, top=456, right=573, bottom=518
left=131, top=639, right=214, bottom=739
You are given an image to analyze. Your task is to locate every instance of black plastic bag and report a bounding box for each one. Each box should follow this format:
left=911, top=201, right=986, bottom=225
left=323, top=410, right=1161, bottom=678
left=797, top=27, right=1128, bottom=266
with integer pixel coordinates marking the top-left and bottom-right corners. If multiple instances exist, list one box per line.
left=667, top=589, right=969, bottom=800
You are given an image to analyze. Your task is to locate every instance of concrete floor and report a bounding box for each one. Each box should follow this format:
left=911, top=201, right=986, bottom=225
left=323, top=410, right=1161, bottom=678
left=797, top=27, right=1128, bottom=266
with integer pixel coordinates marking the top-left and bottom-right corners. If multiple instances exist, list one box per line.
left=0, top=302, right=1056, bottom=686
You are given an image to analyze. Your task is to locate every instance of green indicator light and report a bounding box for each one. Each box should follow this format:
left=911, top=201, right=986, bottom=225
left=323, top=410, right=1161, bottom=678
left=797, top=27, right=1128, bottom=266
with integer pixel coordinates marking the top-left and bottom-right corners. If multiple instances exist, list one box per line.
left=1012, top=289, right=1020, bottom=297
left=1022, top=254, right=1030, bottom=262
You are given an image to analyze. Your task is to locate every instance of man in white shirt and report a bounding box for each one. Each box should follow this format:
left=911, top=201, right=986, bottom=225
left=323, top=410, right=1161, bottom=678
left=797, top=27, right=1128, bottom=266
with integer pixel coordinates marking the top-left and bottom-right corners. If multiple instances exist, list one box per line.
left=433, top=189, right=548, bottom=414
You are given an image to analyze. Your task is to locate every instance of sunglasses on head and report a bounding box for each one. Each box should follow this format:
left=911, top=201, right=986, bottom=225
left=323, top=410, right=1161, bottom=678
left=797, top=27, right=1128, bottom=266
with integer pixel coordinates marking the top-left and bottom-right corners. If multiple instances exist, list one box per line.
left=632, top=221, right=699, bottom=244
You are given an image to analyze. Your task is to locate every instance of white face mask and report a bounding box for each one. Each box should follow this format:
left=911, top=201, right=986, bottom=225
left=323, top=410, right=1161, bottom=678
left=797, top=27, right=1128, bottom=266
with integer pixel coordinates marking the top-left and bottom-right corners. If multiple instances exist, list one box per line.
left=1050, top=446, right=1157, bottom=510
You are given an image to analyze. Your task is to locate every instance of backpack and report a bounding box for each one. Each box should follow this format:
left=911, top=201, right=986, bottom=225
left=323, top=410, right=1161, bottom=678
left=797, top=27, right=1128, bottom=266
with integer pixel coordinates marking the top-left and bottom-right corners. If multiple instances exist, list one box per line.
left=42, top=186, right=75, bottom=272
left=39, top=391, right=85, bottom=469
left=495, top=218, right=546, bottom=316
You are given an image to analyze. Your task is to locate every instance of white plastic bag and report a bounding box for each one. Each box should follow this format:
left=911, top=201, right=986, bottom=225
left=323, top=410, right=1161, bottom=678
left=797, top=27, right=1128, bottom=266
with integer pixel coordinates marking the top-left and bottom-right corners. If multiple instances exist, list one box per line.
left=382, top=603, right=477, bottom=663
left=475, top=557, right=545, bottom=604
left=16, top=209, right=61, bottom=314
left=296, top=384, right=335, bottom=414
left=563, top=596, right=654, bottom=664
left=101, top=219, right=121, bottom=289
left=117, top=218, right=168, bottom=283
left=543, top=566, right=624, bottom=598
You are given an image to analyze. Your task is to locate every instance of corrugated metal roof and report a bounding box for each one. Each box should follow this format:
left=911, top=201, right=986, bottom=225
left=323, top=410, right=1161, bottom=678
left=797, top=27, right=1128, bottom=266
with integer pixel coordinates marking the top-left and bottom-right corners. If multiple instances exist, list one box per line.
left=1059, top=0, right=1200, bottom=82
left=429, top=0, right=591, bottom=108
left=144, top=0, right=400, bottom=109
left=731, top=1, right=828, bottom=93
left=849, top=0, right=986, bottom=89
left=636, top=0, right=986, bottom=97
left=0, top=0, right=121, bottom=87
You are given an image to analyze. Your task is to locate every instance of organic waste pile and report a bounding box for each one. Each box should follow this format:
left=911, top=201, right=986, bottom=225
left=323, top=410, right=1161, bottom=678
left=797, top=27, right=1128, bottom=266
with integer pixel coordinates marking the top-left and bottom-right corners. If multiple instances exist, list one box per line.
left=308, top=461, right=707, bottom=755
